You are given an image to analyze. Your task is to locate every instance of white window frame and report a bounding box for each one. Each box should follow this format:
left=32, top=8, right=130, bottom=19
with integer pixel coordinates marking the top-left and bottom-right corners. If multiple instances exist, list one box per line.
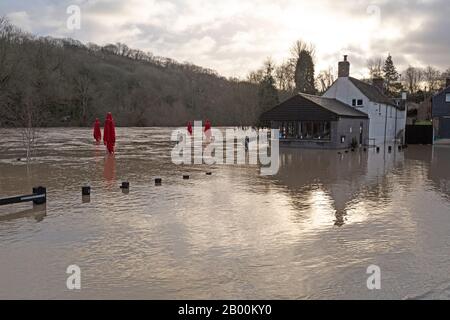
left=352, top=99, right=364, bottom=107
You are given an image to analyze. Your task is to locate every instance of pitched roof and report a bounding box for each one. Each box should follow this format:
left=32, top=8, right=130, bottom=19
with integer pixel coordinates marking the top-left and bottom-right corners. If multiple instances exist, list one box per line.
left=349, top=77, right=396, bottom=106
left=300, top=93, right=368, bottom=118
left=260, top=93, right=368, bottom=122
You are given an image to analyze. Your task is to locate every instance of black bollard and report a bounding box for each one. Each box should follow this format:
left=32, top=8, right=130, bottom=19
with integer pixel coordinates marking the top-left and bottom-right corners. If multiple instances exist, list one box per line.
left=120, top=181, right=130, bottom=189
left=345, top=150, right=349, bottom=153
left=398, top=145, right=402, bottom=151
left=82, top=186, right=91, bottom=196
left=388, top=146, right=392, bottom=153
left=183, top=175, right=189, bottom=180
left=32, top=186, right=47, bottom=205
left=155, top=178, right=162, bottom=186
left=363, top=148, right=367, bottom=152
left=376, top=147, right=380, bottom=153
left=351, top=148, right=355, bottom=152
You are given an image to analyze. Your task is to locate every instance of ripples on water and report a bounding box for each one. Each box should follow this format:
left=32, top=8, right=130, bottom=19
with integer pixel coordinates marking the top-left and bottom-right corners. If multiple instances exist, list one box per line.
left=0, top=128, right=449, bottom=299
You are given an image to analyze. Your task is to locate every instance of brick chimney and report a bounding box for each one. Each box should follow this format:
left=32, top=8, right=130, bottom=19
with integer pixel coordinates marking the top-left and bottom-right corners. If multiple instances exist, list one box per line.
left=372, top=77, right=384, bottom=93
left=338, top=55, right=350, bottom=78
left=446, top=77, right=450, bottom=88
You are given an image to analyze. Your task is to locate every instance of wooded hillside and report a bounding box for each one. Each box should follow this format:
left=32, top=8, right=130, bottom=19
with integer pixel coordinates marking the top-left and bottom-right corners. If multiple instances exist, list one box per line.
left=0, top=18, right=262, bottom=127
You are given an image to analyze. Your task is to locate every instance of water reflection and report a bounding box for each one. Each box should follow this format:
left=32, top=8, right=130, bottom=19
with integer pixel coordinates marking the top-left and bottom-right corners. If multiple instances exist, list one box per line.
left=430, top=146, right=450, bottom=200
left=273, top=146, right=405, bottom=227
left=0, top=203, right=47, bottom=223
left=1, top=128, right=450, bottom=299
left=103, top=154, right=116, bottom=188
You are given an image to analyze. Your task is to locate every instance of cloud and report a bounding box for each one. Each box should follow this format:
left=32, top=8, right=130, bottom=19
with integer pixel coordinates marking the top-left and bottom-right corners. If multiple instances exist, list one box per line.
left=6, top=11, right=32, bottom=32
left=0, top=0, right=449, bottom=78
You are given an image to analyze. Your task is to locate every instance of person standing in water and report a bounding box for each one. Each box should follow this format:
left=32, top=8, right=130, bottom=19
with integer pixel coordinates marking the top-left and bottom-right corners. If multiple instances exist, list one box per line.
left=103, top=112, right=116, bottom=154
left=93, top=118, right=102, bottom=143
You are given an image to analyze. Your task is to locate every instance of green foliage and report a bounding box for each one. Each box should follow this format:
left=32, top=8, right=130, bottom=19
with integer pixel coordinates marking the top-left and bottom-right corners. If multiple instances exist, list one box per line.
left=383, top=54, right=402, bottom=97
left=258, top=60, right=279, bottom=113
left=294, top=50, right=316, bottom=94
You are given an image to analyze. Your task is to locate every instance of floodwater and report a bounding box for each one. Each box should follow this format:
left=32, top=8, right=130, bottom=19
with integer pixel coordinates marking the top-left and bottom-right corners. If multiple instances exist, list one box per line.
left=0, top=127, right=449, bottom=300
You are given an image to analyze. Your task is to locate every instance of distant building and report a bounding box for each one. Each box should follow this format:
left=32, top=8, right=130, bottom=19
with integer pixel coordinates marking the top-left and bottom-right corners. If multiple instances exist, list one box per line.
left=432, top=78, right=450, bottom=144
left=261, top=56, right=406, bottom=148
left=323, top=56, right=406, bottom=146
left=406, top=98, right=432, bottom=125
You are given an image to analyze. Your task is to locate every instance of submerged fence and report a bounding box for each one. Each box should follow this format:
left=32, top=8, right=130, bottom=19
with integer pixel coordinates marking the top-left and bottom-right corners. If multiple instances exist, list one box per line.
left=0, top=187, right=46, bottom=206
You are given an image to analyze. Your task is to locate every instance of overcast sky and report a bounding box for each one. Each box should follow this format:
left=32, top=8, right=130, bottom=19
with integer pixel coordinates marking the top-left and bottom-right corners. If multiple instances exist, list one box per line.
left=1, top=0, right=448, bottom=78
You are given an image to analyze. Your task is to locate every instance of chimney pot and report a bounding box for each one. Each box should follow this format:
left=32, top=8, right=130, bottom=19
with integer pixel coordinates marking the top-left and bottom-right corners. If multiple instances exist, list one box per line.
left=338, top=55, right=350, bottom=78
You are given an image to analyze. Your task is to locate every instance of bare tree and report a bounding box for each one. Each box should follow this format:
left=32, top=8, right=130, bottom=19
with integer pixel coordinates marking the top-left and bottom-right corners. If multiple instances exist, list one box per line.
left=402, top=66, right=423, bottom=93
left=423, top=66, right=441, bottom=93
left=73, top=67, right=94, bottom=124
left=246, top=68, right=264, bottom=84
left=1, top=89, right=43, bottom=162
left=275, top=60, right=295, bottom=92
left=367, top=57, right=383, bottom=78
left=0, top=17, right=20, bottom=104
left=316, top=67, right=335, bottom=94
left=290, top=40, right=315, bottom=62
left=20, top=97, right=41, bottom=162
left=442, top=68, right=450, bottom=79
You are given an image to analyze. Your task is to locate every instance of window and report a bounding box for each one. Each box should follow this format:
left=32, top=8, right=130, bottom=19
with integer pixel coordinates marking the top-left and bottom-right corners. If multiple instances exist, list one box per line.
left=341, top=136, right=346, bottom=143
left=279, top=121, right=299, bottom=138
left=299, top=121, right=331, bottom=140
left=446, top=93, right=450, bottom=102
left=352, top=99, right=364, bottom=107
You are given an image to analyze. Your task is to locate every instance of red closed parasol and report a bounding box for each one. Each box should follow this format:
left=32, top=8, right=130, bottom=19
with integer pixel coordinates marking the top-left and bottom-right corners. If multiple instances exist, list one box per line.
left=187, top=121, right=193, bottom=136
left=204, top=119, right=211, bottom=132
left=204, top=119, right=212, bottom=141
left=103, top=112, right=116, bottom=154
left=93, top=118, right=102, bottom=142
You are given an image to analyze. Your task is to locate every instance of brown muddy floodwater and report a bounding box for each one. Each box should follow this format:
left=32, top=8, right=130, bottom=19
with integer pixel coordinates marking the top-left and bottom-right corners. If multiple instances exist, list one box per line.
left=0, top=127, right=449, bottom=299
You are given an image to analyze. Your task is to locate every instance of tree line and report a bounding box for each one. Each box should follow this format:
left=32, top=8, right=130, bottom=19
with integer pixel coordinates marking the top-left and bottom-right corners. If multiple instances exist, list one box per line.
left=367, top=56, right=450, bottom=102
left=2, top=17, right=449, bottom=130
left=0, top=17, right=263, bottom=128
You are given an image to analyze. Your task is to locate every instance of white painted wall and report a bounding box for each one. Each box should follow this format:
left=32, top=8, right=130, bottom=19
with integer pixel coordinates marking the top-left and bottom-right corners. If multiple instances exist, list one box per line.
left=324, top=77, right=407, bottom=145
